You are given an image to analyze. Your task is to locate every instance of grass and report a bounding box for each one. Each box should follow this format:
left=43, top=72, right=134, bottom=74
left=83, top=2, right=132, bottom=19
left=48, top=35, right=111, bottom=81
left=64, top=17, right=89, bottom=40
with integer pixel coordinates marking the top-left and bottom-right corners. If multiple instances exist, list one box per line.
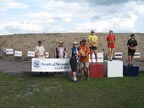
left=0, top=72, right=144, bottom=108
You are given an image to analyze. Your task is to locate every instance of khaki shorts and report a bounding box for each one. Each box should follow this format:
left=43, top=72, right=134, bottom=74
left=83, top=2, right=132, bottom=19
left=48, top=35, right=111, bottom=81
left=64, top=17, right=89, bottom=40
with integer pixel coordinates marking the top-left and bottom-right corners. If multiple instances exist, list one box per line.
left=80, top=62, right=89, bottom=69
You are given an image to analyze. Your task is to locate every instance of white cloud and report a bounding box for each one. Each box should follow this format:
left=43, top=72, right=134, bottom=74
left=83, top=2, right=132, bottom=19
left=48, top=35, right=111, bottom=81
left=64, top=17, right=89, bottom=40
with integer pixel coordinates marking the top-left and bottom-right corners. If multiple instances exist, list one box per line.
left=72, top=0, right=144, bottom=33
left=0, top=20, right=43, bottom=35
left=41, top=0, right=94, bottom=21
left=0, top=0, right=28, bottom=11
left=1, top=0, right=144, bottom=34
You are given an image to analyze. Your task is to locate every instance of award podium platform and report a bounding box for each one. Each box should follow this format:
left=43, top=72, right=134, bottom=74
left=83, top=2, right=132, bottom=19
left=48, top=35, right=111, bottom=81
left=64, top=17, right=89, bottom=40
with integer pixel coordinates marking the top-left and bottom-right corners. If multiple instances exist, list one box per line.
left=89, top=63, right=104, bottom=78
left=123, top=65, right=139, bottom=76
left=104, top=60, right=123, bottom=77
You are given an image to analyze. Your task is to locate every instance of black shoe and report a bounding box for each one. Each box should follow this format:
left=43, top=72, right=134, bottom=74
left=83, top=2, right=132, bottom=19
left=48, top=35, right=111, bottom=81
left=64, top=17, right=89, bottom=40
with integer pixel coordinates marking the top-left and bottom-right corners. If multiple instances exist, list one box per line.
left=73, top=79, right=79, bottom=82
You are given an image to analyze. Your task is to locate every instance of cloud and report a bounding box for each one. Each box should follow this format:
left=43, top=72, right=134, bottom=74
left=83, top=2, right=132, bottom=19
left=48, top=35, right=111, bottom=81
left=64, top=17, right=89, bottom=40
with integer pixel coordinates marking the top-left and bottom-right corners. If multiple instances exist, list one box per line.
left=1, top=20, right=43, bottom=34
left=0, top=0, right=144, bottom=34
left=0, top=0, right=28, bottom=11
left=72, top=0, right=144, bottom=33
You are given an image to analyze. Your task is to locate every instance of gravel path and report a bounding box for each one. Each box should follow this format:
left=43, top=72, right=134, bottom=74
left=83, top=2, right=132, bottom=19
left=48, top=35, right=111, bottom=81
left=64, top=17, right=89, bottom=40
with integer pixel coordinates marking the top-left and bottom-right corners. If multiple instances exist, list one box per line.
left=0, top=59, right=31, bottom=74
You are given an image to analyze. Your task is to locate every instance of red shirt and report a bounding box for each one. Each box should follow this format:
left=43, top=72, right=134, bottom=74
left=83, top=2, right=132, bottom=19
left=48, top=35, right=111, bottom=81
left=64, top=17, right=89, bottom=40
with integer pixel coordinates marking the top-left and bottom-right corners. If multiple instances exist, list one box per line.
left=106, top=35, right=116, bottom=48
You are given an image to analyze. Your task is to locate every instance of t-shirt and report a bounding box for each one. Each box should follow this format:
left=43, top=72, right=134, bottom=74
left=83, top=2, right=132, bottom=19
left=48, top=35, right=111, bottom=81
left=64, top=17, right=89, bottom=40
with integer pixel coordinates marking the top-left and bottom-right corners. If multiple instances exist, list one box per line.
left=88, top=35, right=98, bottom=47
left=106, top=35, right=116, bottom=48
left=127, top=38, right=137, bottom=49
left=78, top=45, right=90, bottom=62
left=35, top=46, right=45, bottom=57
left=71, top=47, right=78, bottom=59
left=56, top=47, right=66, bottom=58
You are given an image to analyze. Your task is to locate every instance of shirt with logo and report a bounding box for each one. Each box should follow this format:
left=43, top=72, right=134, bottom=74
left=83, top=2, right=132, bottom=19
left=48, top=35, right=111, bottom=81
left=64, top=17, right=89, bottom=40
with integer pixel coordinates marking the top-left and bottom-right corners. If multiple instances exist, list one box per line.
left=88, top=35, right=98, bottom=47
left=78, top=45, right=90, bottom=62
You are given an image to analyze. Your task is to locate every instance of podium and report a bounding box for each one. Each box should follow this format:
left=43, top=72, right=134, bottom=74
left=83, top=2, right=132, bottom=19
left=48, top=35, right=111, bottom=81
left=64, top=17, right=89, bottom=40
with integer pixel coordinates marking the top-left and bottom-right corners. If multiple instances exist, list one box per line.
left=89, top=63, right=104, bottom=78
left=123, top=65, right=139, bottom=76
left=104, top=60, right=123, bottom=77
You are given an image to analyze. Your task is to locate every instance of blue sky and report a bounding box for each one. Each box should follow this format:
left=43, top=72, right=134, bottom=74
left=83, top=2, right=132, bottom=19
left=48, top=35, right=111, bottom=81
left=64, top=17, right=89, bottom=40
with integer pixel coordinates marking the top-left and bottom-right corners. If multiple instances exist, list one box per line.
left=0, top=0, right=144, bottom=35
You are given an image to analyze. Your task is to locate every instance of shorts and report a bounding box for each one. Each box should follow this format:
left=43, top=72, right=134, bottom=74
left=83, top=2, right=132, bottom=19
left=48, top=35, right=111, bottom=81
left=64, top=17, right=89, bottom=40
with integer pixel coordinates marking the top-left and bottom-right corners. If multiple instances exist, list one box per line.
left=70, top=58, right=77, bottom=72
left=90, top=46, right=97, bottom=50
left=80, top=62, right=89, bottom=69
left=128, top=49, right=136, bottom=56
left=108, top=43, right=115, bottom=48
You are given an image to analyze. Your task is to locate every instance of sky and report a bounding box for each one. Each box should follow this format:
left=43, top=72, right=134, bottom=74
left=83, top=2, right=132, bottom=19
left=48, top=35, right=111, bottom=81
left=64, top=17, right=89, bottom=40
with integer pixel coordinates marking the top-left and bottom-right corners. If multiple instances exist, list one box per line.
left=0, top=0, right=144, bottom=35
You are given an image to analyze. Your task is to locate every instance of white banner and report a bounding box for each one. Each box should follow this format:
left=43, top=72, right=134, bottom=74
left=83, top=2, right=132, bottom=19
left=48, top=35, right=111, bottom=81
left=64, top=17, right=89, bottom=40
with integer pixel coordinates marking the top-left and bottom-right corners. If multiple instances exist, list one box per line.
left=89, top=52, right=104, bottom=63
left=2, top=48, right=14, bottom=55
left=134, top=52, right=141, bottom=58
left=32, top=58, right=71, bottom=72
left=14, top=51, right=22, bottom=57
left=27, top=51, right=35, bottom=57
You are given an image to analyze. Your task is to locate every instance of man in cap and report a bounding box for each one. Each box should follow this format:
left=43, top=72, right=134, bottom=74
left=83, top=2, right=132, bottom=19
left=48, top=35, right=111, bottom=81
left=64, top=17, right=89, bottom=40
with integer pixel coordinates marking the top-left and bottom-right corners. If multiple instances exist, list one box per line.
left=35, top=40, right=46, bottom=58
left=127, top=34, right=138, bottom=66
left=88, top=30, right=98, bottom=63
left=78, top=38, right=90, bottom=80
left=55, top=41, right=67, bottom=58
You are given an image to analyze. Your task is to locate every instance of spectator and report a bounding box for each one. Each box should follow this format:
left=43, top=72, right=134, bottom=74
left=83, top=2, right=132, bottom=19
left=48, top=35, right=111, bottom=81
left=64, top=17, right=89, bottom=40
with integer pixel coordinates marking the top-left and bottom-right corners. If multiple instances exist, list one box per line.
left=127, top=34, right=138, bottom=66
left=35, top=40, right=46, bottom=58
left=55, top=41, right=67, bottom=58
left=78, top=39, right=90, bottom=80
left=106, top=30, right=116, bottom=61
left=70, top=41, right=79, bottom=82
left=88, top=30, right=98, bottom=63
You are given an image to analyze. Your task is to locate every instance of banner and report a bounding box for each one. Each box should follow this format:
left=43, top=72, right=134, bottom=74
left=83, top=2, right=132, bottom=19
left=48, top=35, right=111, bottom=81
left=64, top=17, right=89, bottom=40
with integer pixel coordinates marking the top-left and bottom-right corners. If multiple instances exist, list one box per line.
left=27, top=51, right=35, bottom=57
left=14, top=51, right=22, bottom=57
left=2, top=48, right=14, bottom=55
left=32, top=58, right=71, bottom=72
left=134, top=52, right=141, bottom=58
left=89, top=52, right=104, bottom=63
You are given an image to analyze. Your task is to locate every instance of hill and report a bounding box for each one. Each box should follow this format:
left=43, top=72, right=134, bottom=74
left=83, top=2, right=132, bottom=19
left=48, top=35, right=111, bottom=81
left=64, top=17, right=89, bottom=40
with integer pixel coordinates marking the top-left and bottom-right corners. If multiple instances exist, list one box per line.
left=0, top=33, right=144, bottom=60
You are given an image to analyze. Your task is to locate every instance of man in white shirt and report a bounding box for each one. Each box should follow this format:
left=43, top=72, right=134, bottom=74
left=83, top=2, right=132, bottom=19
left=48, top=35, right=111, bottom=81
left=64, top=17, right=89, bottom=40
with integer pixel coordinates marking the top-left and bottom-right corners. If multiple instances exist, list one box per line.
left=55, top=41, right=67, bottom=58
left=35, top=40, right=46, bottom=58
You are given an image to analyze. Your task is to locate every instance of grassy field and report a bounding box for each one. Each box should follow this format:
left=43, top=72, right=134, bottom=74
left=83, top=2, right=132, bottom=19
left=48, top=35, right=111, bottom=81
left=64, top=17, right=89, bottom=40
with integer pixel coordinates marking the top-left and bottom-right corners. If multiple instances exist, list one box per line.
left=0, top=72, right=144, bottom=108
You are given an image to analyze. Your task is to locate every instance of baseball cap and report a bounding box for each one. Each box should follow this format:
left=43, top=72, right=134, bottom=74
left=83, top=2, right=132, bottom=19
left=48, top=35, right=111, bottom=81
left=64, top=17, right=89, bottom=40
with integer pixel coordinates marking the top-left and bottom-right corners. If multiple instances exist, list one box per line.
left=73, top=41, right=78, bottom=45
left=82, top=38, right=87, bottom=42
left=91, top=30, right=95, bottom=33
left=59, top=41, right=63, bottom=44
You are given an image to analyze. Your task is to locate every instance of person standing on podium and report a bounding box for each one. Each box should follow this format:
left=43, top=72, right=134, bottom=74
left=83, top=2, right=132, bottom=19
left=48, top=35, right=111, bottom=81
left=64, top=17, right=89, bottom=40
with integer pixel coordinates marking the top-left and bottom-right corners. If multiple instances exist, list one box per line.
left=78, top=39, right=90, bottom=80
left=127, top=34, right=138, bottom=66
left=106, top=30, right=116, bottom=61
left=88, top=30, right=98, bottom=63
